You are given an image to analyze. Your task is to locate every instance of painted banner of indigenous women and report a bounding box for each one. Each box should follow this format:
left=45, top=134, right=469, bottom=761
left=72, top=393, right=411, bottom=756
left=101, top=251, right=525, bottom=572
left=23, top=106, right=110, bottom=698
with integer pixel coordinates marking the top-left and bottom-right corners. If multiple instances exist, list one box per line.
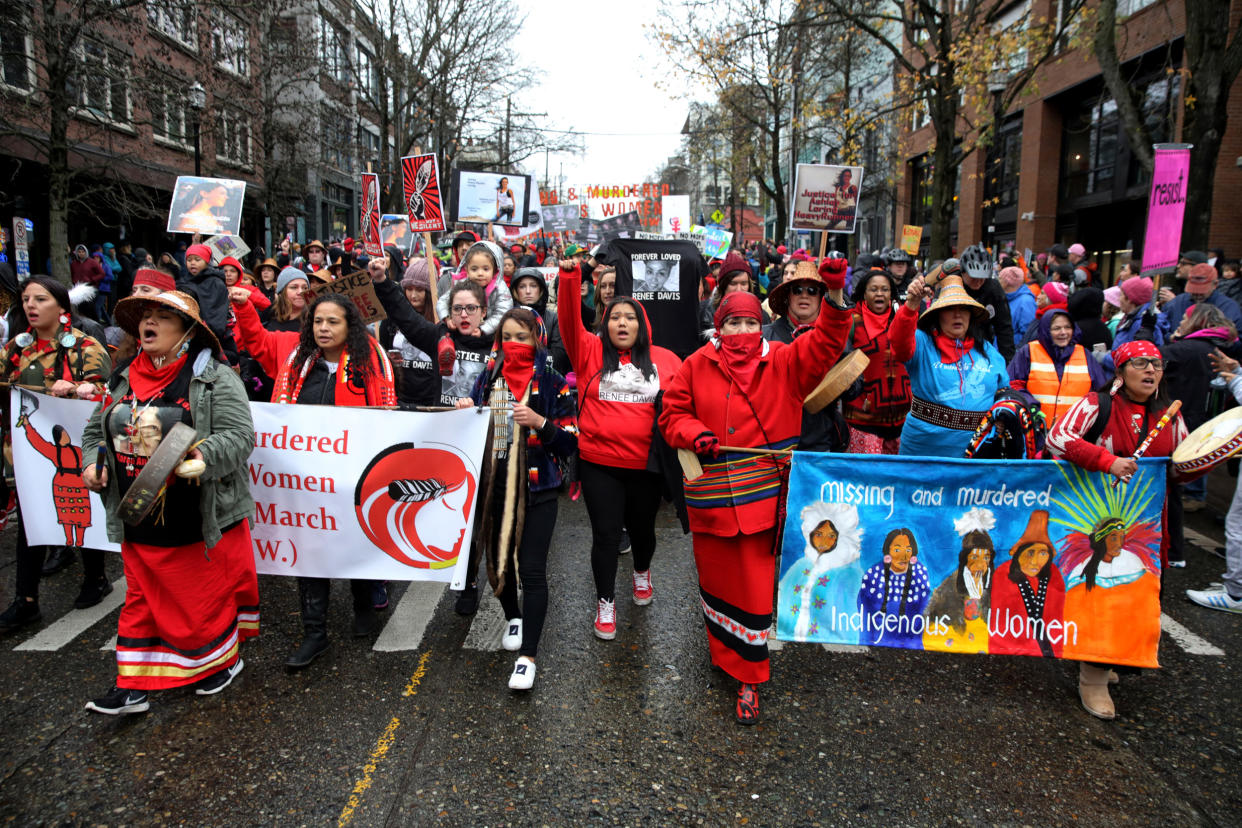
left=775, top=453, right=1167, bottom=668
left=11, top=392, right=489, bottom=587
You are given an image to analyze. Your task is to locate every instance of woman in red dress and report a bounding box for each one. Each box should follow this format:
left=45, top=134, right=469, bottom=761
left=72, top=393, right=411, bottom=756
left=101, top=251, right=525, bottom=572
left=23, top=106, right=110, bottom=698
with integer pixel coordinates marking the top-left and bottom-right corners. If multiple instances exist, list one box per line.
left=658, top=259, right=851, bottom=724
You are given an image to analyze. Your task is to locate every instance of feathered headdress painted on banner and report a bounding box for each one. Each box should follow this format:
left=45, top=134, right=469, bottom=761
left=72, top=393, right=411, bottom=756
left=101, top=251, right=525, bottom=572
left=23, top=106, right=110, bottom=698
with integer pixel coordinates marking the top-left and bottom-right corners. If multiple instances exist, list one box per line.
left=1051, top=464, right=1161, bottom=578
left=954, top=507, right=996, bottom=538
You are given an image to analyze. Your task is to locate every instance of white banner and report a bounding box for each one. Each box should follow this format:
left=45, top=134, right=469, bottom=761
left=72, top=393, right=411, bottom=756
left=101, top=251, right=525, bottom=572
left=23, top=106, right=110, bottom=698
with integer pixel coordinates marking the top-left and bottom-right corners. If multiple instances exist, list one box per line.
left=661, top=194, right=690, bottom=235
left=10, top=390, right=118, bottom=553
left=11, top=392, right=490, bottom=587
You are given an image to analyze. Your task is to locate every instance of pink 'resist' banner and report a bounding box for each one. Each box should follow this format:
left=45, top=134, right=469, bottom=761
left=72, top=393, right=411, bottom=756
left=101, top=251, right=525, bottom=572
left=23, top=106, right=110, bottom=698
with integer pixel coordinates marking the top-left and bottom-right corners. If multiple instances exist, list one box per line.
left=1140, top=144, right=1192, bottom=273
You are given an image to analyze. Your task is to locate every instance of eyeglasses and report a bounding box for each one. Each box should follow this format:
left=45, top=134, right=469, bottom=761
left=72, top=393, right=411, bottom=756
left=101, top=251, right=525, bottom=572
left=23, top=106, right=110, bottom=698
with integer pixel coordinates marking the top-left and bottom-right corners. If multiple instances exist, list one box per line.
left=1128, top=357, right=1164, bottom=370
left=451, top=304, right=482, bottom=315
left=789, top=285, right=823, bottom=297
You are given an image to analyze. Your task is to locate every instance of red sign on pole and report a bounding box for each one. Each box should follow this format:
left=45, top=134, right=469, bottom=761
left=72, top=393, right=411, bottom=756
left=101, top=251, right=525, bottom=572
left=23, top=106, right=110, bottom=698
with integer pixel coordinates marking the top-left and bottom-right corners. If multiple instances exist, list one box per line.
left=360, top=172, right=383, bottom=256
left=401, top=154, right=445, bottom=233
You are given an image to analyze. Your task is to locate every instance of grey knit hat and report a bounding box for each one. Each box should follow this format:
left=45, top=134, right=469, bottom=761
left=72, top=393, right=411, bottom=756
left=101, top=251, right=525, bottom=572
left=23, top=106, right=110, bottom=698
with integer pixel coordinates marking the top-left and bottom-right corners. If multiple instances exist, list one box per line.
left=276, top=266, right=309, bottom=294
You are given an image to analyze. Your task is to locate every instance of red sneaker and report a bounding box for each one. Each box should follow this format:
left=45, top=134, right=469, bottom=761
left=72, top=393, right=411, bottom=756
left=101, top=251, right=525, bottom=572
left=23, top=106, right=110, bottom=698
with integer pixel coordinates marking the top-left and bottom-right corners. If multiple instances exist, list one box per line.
left=632, top=570, right=653, bottom=606
left=593, top=598, right=616, bottom=640
left=736, top=683, right=759, bottom=725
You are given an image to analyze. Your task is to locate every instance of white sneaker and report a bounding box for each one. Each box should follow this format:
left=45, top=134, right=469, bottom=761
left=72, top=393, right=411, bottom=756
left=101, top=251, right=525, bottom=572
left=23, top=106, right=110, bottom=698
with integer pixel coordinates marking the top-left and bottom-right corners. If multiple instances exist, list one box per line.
left=502, top=618, right=523, bottom=652
left=1187, top=586, right=1242, bottom=613
left=508, top=656, right=536, bottom=690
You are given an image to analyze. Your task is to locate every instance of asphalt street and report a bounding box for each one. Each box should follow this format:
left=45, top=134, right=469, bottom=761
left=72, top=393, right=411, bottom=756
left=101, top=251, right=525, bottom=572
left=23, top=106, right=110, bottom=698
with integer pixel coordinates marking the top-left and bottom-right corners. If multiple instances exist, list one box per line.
left=0, top=480, right=1239, bottom=827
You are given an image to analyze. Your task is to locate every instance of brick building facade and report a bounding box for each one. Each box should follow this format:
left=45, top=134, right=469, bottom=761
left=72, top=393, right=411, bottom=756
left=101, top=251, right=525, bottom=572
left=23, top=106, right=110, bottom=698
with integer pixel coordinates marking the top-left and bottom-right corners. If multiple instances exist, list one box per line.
left=896, top=0, right=1242, bottom=280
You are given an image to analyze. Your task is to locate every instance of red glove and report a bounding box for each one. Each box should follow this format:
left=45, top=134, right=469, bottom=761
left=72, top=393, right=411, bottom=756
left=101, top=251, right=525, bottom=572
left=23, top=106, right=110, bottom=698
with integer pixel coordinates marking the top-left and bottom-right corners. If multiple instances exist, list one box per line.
left=818, top=257, right=848, bottom=292
left=437, top=334, right=455, bottom=377
left=693, top=431, right=720, bottom=458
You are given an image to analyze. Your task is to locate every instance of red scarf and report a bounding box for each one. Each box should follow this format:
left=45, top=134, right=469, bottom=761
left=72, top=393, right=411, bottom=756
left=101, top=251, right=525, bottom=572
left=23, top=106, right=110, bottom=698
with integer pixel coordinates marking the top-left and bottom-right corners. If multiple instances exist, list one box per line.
left=128, top=351, right=188, bottom=400
left=718, top=332, right=762, bottom=396
left=859, top=304, right=891, bottom=342
left=500, top=341, right=535, bottom=400
left=931, top=330, right=975, bottom=365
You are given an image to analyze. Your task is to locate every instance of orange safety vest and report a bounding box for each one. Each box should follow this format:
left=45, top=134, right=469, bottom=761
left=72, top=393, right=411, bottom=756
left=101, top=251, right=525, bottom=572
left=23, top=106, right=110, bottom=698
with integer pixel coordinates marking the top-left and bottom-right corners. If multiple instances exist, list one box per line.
left=1027, top=341, right=1091, bottom=424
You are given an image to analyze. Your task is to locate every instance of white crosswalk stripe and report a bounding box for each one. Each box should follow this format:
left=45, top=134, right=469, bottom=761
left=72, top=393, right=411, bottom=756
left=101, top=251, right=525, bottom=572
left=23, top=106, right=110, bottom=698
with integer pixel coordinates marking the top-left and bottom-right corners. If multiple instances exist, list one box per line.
left=462, top=596, right=506, bottom=651
left=1161, top=613, right=1226, bottom=656
left=14, top=577, right=126, bottom=652
left=372, top=581, right=446, bottom=652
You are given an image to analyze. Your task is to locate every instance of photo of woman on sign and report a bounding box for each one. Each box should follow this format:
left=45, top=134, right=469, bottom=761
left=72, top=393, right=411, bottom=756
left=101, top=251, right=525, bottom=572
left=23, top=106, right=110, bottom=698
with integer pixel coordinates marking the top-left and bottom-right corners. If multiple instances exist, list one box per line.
left=167, top=178, right=245, bottom=236
left=496, top=178, right=516, bottom=222
left=833, top=169, right=858, bottom=226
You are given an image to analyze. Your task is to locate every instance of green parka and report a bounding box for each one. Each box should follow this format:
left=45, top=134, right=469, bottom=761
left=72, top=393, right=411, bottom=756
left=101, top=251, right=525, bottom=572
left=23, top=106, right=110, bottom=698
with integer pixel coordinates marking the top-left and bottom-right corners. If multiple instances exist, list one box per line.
left=81, top=349, right=254, bottom=547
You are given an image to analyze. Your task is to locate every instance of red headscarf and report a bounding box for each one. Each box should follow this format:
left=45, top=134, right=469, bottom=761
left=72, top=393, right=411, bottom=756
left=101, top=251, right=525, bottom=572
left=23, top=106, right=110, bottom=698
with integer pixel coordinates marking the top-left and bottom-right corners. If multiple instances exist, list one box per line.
left=713, top=292, right=763, bottom=396
left=1113, top=340, right=1161, bottom=369
left=500, top=341, right=535, bottom=400
left=713, top=291, right=761, bottom=330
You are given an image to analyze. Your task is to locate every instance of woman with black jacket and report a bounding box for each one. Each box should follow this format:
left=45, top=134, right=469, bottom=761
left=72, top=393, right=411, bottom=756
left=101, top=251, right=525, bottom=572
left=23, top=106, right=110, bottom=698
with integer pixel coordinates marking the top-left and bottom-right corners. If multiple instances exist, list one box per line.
left=374, top=257, right=443, bottom=409
left=454, top=307, right=577, bottom=690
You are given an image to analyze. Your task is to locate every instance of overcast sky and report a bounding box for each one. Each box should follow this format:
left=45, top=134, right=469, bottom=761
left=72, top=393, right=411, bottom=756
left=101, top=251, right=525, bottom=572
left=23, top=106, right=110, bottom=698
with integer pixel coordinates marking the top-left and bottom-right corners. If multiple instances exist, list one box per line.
left=509, top=0, right=692, bottom=188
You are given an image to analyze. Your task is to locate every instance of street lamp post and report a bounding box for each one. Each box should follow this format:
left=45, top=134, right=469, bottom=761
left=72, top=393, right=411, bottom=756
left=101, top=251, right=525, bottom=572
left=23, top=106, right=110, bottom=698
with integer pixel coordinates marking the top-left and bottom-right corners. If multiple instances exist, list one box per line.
left=188, top=82, right=206, bottom=177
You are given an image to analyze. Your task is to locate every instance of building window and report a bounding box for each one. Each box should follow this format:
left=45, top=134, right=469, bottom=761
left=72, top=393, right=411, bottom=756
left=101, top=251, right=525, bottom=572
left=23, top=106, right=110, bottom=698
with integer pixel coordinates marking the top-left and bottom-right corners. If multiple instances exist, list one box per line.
left=212, top=11, right=249, bottom=77
left=216, top=107, right=251, bottom=165
left=357, top=125, right=380, bottom=167
left=984, top=116, right=1022, bottom=209
left=150, top=82, right=188, bottom=144
left=71, top=41, right=130, bottom=123
left=0, top=8, right=33, bottom=91
left=321, top=117, right=352, bottom=171
left=355, top=44, right=377, bottom=97
left=322, top=181, right=351, bottom=203
left=320, top=15, right=349, bottom=84
left=147, top=0, right=197, bottom=48
left=908, top=148, right=960, bottom=227
left=909, top=154, right=933, bottom=227
left=1117, top=0, right=1157, bottom=16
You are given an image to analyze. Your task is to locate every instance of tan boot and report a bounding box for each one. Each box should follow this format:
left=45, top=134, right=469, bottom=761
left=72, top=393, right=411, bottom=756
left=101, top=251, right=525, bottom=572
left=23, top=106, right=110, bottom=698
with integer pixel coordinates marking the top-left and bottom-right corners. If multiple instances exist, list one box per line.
left=1079, top=663, right=1116, bottom=720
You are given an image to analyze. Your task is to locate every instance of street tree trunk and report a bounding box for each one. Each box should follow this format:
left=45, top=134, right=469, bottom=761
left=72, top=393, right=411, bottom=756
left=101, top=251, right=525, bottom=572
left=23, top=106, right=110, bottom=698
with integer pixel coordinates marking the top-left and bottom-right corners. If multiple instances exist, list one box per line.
left=1180, top=0, right=1242, bottom=250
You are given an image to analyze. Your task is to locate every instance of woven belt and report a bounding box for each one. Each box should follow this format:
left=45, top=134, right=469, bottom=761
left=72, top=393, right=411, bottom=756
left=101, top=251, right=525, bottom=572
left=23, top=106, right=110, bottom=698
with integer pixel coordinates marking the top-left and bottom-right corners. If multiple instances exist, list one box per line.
left=909, top=397, right=988, bottom=431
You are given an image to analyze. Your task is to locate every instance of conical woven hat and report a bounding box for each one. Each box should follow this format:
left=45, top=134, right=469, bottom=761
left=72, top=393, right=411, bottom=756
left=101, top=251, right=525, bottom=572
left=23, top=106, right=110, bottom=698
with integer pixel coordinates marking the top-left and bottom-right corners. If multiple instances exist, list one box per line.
left=768, top=260, right=825, bottom=317
left=919, top=275, right=986, bottom=327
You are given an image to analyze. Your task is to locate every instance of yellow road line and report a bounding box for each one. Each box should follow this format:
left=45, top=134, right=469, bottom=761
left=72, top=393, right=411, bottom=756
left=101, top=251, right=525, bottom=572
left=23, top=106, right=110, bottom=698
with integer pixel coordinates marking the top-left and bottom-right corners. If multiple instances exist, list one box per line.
left=337, top=650, right=434, bottom=827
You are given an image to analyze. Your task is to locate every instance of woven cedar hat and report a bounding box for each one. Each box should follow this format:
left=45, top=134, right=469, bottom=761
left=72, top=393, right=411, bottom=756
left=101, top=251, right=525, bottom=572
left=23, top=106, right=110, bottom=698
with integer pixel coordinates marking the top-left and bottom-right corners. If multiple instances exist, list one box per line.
left=114, top=290, right=223, bottom=358
left=768, top=260, right=825, bottom=317
left=917, top=274, right=986, bottom=332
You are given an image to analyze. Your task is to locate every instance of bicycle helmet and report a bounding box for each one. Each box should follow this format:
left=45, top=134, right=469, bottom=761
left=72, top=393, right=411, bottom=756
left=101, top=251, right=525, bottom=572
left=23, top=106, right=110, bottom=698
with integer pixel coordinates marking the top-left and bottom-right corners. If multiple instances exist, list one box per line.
left=960, top=244, right=993, bottom=280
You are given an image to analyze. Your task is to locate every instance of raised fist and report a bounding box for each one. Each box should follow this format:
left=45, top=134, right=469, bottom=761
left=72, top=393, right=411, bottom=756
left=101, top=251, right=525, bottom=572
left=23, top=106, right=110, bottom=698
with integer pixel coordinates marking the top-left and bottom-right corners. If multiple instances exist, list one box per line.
left=818, top=257, right=849, bottom=292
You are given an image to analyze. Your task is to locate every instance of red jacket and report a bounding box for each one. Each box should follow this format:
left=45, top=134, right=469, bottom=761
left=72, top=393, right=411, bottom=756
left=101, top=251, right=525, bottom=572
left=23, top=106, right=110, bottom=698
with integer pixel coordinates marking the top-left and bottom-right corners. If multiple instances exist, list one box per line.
left=1046, top=390, right=1188, bottom=475
left=843, top=306, right=914, bottom=433
left=557, top=266, right=682, bottom=469
left=232, top=297, right=395, bottom=407
left=70, top=256, right=105, bottom=286
left=659, top=302, right=851, bottom=536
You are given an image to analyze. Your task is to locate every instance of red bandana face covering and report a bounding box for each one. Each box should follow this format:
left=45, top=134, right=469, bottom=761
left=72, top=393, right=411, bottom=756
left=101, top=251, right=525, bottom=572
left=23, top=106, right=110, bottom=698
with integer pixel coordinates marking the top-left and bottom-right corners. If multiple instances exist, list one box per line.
left=719, top=331, right=762, bottom=396
left=500, top=341, right=535, bottom=400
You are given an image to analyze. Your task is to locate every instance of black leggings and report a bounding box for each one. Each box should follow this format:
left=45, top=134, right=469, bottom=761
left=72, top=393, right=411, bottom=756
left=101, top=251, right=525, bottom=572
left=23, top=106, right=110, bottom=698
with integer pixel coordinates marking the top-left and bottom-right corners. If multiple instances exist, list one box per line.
left=14, top=495, right=105, bottom=599
left=495, top=497, right=558, bottom=658
left=578, top=459, right=661, bottom=601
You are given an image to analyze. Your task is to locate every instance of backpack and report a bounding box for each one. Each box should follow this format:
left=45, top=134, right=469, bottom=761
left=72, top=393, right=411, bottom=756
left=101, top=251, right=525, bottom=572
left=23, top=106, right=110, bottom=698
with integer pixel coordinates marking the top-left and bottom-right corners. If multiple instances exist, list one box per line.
left=964, top=394, right=1048, bottom=460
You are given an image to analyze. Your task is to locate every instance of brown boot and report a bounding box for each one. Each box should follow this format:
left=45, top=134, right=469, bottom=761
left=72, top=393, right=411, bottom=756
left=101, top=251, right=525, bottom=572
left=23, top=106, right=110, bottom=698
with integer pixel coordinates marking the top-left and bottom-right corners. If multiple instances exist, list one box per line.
left=1079, top=663, right=1116, bottom=720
